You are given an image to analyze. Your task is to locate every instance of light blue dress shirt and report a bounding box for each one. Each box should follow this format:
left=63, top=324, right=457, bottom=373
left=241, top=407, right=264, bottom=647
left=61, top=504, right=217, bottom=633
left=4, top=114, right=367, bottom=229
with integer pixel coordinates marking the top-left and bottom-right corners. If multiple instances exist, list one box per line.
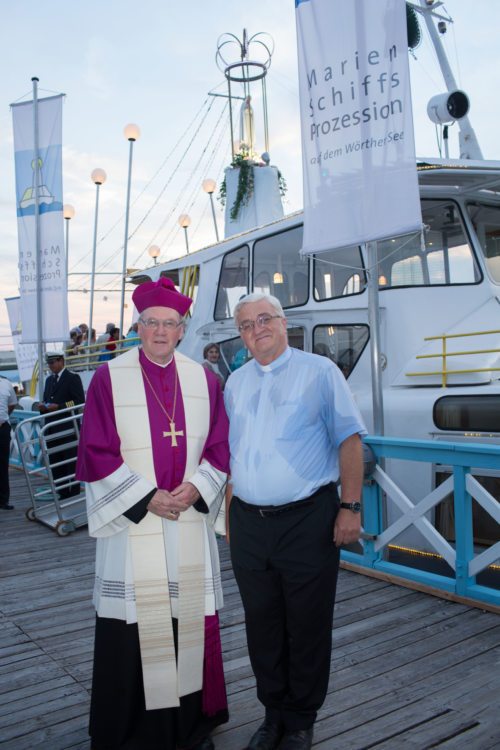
left=224, top=347, right=367, bottom=505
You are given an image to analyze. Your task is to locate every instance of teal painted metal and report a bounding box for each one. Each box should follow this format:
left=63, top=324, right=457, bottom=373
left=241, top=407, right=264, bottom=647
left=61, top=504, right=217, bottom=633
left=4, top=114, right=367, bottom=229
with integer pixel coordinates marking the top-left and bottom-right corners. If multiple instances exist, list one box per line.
left=9, top=409, right=45, bottom=472
left=342, top=436, right=500, bottom=609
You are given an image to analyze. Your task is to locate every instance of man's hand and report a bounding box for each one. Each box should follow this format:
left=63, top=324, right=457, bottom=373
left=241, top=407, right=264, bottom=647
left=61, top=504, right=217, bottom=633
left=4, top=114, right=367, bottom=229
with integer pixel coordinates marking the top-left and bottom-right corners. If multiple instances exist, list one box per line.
left=333, top=508, right=361, bottom=547
left=38, top=403, right=59, bottom=414
left=335, top=433, right=364, bottom=547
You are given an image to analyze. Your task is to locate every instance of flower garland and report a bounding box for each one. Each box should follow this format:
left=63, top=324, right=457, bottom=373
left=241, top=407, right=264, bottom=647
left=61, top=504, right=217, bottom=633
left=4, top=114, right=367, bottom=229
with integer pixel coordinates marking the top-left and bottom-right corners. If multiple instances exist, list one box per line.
left=218, top=149, right=287, bottom=221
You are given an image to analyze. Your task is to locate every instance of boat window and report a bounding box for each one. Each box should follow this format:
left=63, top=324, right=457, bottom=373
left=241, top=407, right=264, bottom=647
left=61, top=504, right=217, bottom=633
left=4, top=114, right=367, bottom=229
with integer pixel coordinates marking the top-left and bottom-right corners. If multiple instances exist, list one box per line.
left=466, top=201, right=500, bottom=283
left=377, top=200, right=481, bottom=288
left=312, top=324, right=369, bottom=378
left=253, top=226, right=309, bottom=308
left=434, top=395, right=500, bottom=433
left=217, top=327, right=305, bottom=374
left=314, top=246, right=366, bottom=301
left=215, top=245, right=249, bottom=320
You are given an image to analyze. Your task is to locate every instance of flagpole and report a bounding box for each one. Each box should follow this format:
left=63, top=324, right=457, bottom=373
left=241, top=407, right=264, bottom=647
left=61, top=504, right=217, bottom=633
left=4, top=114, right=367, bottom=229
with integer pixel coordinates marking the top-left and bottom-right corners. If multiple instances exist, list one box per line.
left=119, top=124, right=140, bottom=339
left=32, top=77, right=44, bottom=402
left=366, top=241, right=384, bottom=436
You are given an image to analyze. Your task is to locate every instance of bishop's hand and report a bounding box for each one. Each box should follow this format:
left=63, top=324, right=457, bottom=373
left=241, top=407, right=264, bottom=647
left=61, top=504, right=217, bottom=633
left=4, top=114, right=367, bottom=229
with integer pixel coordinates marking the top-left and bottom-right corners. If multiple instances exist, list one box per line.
left=147, top=483, right=200, bottom=520
left=147, top=489, right=182, bottom=520
left=170, top=482, right=200, bottom=511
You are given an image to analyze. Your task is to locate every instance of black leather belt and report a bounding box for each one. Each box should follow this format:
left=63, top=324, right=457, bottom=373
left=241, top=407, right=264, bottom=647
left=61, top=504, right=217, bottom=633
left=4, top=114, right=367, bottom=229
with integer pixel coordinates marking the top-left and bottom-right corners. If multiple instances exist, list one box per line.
left=236, top=495, right=315, bottom=517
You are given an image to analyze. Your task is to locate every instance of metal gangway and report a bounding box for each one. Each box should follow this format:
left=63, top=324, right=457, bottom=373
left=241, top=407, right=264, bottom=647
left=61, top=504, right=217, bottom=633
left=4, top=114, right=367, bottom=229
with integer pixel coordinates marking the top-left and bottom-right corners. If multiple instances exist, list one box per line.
left=14, top=405, right=86, bottom=536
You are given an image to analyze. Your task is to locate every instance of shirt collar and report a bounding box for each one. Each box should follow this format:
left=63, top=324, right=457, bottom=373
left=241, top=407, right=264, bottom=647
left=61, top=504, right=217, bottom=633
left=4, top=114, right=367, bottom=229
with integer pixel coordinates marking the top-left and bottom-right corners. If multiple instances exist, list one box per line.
left=255, top=346, right=292, bottom=373
left=140, top=347, right=174, bottom=369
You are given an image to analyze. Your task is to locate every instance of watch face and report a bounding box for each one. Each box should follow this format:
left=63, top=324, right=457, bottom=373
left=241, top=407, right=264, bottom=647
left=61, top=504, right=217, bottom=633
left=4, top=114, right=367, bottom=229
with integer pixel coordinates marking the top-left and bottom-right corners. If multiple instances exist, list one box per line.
left=341, top=501, right=362, bottom=513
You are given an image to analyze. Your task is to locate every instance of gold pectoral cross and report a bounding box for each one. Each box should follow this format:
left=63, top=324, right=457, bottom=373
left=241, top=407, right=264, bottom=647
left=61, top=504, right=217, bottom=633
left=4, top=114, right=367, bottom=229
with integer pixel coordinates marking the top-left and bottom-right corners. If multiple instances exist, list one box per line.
left=163, top=421, right=184, bottom=448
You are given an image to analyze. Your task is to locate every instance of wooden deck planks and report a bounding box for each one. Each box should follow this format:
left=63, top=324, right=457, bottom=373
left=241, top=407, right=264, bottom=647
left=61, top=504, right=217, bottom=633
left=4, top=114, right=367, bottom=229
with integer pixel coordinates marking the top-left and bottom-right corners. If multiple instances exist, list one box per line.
left=0, top=468, right=499, bottom=749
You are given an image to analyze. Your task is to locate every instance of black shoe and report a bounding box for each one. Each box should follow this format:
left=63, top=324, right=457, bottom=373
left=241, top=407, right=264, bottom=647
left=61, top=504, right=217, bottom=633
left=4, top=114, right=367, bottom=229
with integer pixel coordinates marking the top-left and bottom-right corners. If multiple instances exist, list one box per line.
left=247, top=719, right=284, bottom=750
left=187, top=738, right=214, bottom=750
left=0, top=503, right=13, bottom=510
left=279, top=728, right=313, bottom=750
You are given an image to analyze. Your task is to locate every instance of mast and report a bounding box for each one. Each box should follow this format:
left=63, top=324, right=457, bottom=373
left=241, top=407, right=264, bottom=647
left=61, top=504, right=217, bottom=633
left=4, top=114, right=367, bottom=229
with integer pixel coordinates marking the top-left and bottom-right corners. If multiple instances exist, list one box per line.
left=32, top=77, right=44, bottom=401
left=417, top=0, right=483, bottom=159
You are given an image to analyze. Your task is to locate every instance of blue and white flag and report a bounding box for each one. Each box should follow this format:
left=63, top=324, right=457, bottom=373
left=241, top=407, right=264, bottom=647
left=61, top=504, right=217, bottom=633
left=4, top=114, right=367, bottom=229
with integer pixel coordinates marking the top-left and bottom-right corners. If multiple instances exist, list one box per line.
left=296, top=0, right=422, bottom=255
left=11, top=94, right=69, bottom=342
left=4, top=296, right=38, bottom=381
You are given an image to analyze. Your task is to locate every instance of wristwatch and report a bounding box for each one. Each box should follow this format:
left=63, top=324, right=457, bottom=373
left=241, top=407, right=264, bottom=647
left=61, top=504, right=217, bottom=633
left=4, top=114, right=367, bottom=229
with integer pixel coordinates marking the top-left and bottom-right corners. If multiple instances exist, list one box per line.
left=340, top=501, right=362, bottom=513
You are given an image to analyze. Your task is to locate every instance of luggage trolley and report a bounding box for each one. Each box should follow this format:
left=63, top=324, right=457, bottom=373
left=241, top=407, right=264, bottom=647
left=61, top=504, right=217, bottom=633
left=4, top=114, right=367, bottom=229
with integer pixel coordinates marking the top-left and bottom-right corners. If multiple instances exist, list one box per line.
left=15, top=405, right=87, bottom=536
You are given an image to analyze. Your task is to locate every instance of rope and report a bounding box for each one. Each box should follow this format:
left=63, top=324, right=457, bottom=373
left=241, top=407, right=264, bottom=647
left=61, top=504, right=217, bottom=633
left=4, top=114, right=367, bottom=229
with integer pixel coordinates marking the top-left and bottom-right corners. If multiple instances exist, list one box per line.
left=68, top=97, right=215, bottom=277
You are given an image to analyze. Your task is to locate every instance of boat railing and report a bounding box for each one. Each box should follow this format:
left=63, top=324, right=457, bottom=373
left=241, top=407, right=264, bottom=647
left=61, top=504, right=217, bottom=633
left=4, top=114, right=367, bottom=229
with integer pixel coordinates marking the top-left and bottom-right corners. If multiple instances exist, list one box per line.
left=64, top=336, right=141, bottom=370
left=405, top=328, right=500, bottom=386
left=346, top=436, right=500, bottom=611
left=12, top=405, right=87, bottom=536
left=27, top=337, right=142, bottom=394
left=10, top=404, right=85, bottom=473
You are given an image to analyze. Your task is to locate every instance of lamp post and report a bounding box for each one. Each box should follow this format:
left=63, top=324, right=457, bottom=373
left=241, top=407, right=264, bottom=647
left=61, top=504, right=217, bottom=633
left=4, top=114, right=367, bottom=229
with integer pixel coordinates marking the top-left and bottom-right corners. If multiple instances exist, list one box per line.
left=202, top=178, right=220, bottom=242
left=119, top=123, right=140, bottom=338
left=63, top=204, right=75, bottom=279
left=178, top=213, right=191, bottom=254
left=148, top=244, right=160, bottom=266
left=89, top=169, right=107, bottom=350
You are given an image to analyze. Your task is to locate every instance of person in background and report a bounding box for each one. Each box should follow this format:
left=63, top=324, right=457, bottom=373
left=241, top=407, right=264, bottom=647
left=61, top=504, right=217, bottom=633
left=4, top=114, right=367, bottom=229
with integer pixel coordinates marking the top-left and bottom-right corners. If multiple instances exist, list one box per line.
left=0, top=376, right=18, bottom=510
left=202, top=343, right=225, bottom=389
left=76, top=277, right=230, bottom=750
left=66, top=326, right=83, bottom=357
left=96, top=322, right=116, bottom=346
left=230, top=346, right=249, bottom=371
left=98, top=327, right=120, bottom=362
left=224, top=293, right=366, bottom=750
left=38, top=352, right=85, bottom=500
left=123, top=322, right=140, bottom=348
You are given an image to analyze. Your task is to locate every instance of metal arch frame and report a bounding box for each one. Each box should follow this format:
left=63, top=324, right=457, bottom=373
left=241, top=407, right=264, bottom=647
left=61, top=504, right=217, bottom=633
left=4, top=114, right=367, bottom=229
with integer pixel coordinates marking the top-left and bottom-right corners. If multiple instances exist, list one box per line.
left=215, top=29, right=274, bottom=158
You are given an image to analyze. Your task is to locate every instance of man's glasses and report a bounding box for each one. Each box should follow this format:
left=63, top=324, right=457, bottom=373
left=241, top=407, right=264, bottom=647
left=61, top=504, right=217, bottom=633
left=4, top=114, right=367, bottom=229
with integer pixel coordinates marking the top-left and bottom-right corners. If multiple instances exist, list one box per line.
left=237, top=314, right=282, bottom=333
left=139, top=317, right=182, bottom=330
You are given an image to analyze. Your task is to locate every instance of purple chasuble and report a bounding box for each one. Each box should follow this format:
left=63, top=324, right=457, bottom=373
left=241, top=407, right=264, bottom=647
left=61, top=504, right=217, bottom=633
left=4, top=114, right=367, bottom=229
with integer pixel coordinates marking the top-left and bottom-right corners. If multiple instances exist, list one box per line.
left=76, top=349, right=229, bottom=486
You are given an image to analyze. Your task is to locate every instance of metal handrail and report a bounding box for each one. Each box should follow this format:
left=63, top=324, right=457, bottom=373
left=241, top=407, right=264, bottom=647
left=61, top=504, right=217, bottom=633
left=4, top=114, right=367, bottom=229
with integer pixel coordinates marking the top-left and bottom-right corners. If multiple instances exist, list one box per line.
left=343, top=436, right=500, bottom=610
left=406, top=328, right=500, bottom=386
left=28, top=336, right=141, bottom=390
left=13, top=405, right=87, bottom=535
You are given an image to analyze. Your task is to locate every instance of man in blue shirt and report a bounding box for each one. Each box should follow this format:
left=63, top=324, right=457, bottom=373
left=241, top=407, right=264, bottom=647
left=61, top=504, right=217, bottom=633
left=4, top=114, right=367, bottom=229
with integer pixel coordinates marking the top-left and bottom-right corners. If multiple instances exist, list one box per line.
left=224, top=293, right=366, bottom=750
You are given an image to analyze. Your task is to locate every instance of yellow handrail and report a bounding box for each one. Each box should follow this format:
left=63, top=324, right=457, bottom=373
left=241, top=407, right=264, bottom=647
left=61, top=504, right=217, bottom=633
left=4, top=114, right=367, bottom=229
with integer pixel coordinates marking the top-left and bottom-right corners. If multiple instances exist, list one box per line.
left=28, top=337, right=142, bottom=393
left=181, top=265, right=198, bottom=316
left=406, top=329, right=500, bottom=386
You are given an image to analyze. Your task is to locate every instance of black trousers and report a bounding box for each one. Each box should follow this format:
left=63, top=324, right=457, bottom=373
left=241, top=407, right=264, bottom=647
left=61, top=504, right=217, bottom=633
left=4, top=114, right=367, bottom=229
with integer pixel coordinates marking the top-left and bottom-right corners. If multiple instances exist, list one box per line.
left=90, top=616, right=228, bottom=750
left=45, top=424, right=80, bottom=498
left=230, top=485, right=340, bottom=731
left=0, top=422, right=11, bottom=505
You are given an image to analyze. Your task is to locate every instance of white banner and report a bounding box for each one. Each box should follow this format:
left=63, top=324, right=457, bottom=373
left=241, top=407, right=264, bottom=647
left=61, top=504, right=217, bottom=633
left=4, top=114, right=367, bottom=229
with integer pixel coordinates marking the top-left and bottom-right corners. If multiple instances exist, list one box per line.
left=11, top=94, right=69, bottom=342
left=296, top=0, right=422, bottom=255
left=4, top=297, right=38, bottom=381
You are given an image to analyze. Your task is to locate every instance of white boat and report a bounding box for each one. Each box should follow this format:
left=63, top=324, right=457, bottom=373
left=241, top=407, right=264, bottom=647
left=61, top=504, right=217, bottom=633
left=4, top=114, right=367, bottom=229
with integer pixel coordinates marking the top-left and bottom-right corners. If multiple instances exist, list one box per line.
left=122, top=4, right=500, bottom=555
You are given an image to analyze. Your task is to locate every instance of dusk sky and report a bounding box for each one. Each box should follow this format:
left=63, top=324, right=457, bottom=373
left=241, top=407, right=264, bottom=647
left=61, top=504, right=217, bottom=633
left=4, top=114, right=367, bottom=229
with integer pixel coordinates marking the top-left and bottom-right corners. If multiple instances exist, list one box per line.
left=1, top=0, right=499, bottom=350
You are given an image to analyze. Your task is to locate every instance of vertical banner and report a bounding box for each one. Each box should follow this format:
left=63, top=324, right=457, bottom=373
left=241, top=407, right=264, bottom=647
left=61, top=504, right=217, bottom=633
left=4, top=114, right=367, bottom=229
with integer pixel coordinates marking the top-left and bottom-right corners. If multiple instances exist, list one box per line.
left=11, top=94, right=69, bottom=342
left=296, top=0, right=422, bottom=255
left=4, top=297, right=38, bottom=381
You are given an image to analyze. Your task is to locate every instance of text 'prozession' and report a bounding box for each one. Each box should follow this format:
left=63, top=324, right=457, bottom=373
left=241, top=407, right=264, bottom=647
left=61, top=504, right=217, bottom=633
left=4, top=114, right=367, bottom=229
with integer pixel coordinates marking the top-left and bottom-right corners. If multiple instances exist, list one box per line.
left=307, top=45, right=403, bottom=141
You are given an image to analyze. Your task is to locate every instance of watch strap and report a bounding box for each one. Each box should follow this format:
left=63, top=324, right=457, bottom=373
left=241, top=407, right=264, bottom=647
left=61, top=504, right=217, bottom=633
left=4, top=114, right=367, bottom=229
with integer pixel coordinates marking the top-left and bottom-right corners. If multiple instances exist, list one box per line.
left=340, top=501, right=362, bottom=513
